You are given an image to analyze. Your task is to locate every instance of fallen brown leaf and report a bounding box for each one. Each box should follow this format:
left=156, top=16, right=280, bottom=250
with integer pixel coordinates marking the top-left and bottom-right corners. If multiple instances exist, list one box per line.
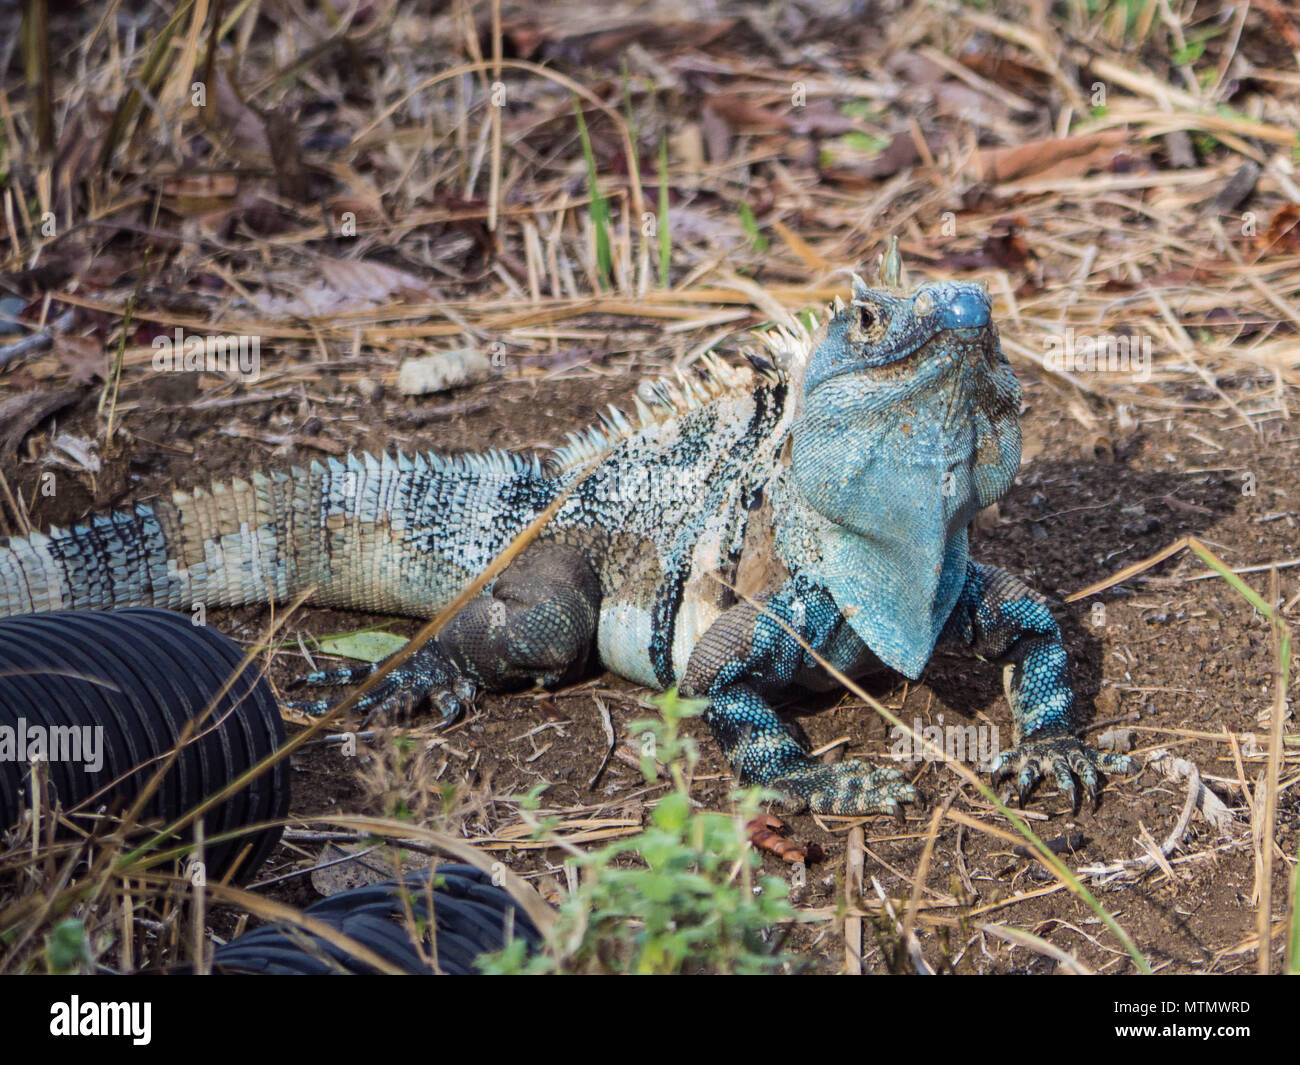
left=974, top=130, right=1129, bottom=183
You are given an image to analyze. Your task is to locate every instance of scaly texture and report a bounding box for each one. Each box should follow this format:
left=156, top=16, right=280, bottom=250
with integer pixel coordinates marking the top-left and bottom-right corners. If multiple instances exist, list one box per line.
left=0, top=260, right=1131, bottom=815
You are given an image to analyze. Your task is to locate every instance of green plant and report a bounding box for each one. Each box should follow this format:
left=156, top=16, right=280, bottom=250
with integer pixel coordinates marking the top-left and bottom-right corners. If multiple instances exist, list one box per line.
left=574, top=99, right=612, bottom=289
left=481, top=688, right=797, bottom=974
left=737, top=201, right=769, bottom=254
left=44, top=918, right=97, bottom=975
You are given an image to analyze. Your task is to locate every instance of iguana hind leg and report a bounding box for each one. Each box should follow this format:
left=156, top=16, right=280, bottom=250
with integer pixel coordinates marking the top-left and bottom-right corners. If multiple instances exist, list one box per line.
left=680, top=576, right=917, bottom=817
left=288, top=542, right=601, bottom=723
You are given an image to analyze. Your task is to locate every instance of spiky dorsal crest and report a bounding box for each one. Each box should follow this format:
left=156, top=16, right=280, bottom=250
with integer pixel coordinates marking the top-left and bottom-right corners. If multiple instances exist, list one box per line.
left=752, top=315, right=815, bottom=377
left=549, top=351, right=789, bottom=472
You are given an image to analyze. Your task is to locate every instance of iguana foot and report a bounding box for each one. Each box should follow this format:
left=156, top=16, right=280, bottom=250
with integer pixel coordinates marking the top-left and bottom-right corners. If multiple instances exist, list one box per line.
left=285, top=642, right=477, bottom=725
left=990, top=736, right=1132, bottom=811
left=772, top=760, right=918, bottom=818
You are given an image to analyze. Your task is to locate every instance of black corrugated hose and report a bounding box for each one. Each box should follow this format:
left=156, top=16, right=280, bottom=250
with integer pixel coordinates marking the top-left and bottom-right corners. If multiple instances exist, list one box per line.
left=0, top=608, right=288, bottom=882
left=208, top=865, right=545, bottom=974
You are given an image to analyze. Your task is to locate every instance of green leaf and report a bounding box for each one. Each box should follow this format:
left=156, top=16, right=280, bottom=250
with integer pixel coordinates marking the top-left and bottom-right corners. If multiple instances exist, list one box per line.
left=637, top=873, right=680, bottom=904
left=838, top=100, right=879, bottom=121
left=315, top=629, right=409, bottom=663
left=737, top=202, right=769, bottom=253
left=45, top=919, right=90, bottom=974
left=840, top=130, right=889, bottom=154
left=574, top=100, right=612, bottom=288
left=651, top=792, right=690, bottom=832
left=1289, top=842, right=1300, bottom=973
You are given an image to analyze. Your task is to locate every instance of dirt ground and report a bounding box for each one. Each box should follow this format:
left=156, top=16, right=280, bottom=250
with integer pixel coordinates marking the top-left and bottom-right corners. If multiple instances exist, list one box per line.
left=5, top=342, right=1295, bottom=974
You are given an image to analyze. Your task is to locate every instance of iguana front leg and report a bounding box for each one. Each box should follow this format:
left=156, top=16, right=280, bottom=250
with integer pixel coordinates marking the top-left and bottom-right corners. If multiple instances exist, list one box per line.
left=288, top=543, right=600, bottom=722
left=941, top=561, right=1133, bottom=808
left=679, top=577, right=916, bottom=817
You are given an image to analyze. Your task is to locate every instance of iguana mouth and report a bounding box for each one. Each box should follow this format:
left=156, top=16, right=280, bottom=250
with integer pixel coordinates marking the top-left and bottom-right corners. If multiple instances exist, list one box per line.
left=854, top=322, right=1000, bottom=394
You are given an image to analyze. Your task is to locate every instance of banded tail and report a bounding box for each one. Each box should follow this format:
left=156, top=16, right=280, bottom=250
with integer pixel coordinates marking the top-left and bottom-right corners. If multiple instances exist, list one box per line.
left=0, top=451, right=555, bottom=619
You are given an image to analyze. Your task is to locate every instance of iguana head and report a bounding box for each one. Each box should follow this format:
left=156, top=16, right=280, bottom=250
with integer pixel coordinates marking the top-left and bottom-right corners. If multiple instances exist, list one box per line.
left=786, top=250, right=1022, bottom=678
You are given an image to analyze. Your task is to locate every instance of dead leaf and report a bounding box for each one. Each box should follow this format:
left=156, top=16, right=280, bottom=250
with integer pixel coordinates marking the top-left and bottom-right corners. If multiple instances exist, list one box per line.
left=160, top=172, right=240, bottom=217
left=1257, top=0, right=1300, bottom=50
left=958, top=53, right=1053, bottom=96
left=317, top=258, right=434, bottom=302
left=786, top=100, right=863, bottom=137
left=699, top=103, right=733, bottom=165
left=213, top=68, right=272, bottom=159
left=252, top=256, right=436, bottom=318
left=704, top=94, right=790, bottom=133
left=821, top=131, right=921, bottom=187
left=974, top=130, right=1129, bottom=183
left=52, top=334, right=107, bottom=385
left=325, top=193, right=388, bottom=226
left=1253, top=203, right=1300, bottom=259
left=503, top=18, right=738, bottom=64
left=938, top=216, right=1035, bottom=273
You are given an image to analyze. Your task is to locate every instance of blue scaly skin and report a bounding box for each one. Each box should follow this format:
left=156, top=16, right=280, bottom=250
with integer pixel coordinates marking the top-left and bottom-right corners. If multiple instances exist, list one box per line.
left=0, top=244, right=1132, bottom=815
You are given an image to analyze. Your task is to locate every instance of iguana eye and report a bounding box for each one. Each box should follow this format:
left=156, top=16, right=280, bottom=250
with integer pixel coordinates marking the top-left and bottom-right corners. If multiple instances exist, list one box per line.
left=857, top=305, right=875, bottom=331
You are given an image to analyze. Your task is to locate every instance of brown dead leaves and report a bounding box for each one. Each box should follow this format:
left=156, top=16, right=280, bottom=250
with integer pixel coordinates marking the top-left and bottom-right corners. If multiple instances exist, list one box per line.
left=973, top=130, right=1130, bottom=184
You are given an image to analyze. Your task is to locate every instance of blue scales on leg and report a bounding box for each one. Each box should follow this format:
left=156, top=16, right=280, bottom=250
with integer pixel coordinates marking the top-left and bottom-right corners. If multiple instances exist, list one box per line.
left=941, top=561, right=1133, bottom=809
left=680, top=576, right=916, bottom=817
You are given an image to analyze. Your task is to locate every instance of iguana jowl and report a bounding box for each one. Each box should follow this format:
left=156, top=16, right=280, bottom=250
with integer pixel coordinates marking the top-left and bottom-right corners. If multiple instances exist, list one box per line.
left=0, top=256, right=1131, bottom=815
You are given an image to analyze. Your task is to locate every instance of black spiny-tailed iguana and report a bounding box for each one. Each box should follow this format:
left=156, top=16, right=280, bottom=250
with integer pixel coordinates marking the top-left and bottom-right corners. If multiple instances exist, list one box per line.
left=0, top=248, right=1131, bottom=815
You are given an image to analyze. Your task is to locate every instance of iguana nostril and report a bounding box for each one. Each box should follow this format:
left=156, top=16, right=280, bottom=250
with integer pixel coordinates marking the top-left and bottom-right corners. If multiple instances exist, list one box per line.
left=938, top=287, right=992, bottom=329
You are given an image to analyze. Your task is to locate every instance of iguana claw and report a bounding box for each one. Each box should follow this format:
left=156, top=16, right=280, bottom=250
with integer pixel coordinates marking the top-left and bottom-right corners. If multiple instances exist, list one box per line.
left=285, top=642, right=477, bottom=726
left=990, top=736, right=1132, bottom=811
